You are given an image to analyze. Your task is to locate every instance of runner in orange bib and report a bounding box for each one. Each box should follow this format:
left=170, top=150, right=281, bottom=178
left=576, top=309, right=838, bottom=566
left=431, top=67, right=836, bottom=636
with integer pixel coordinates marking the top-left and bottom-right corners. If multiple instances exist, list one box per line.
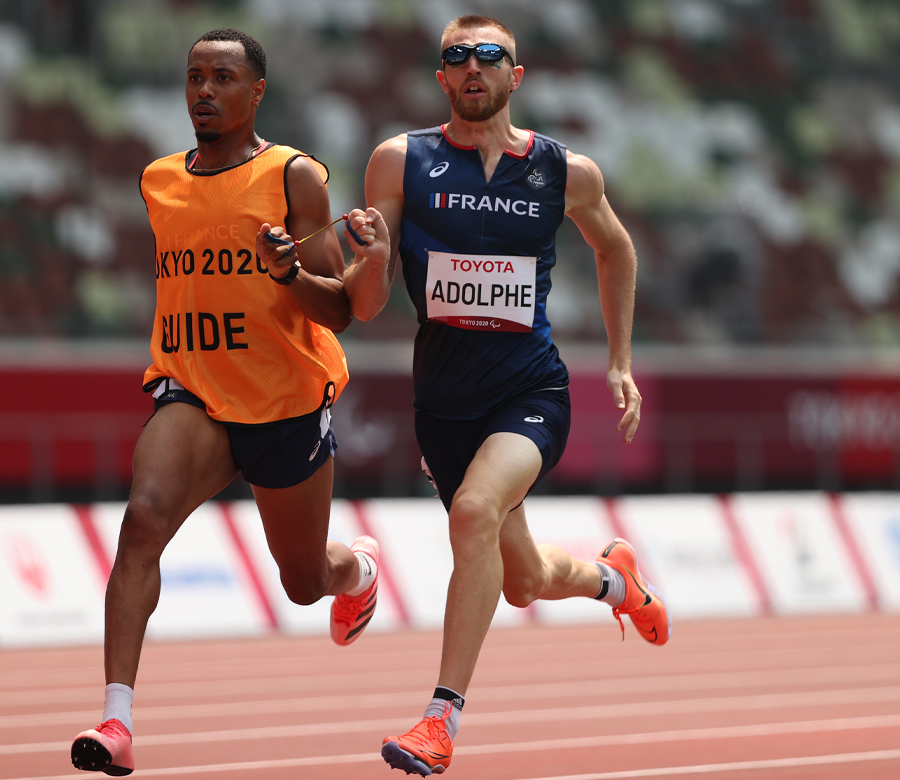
left=71, top=28, right=385, bottom=776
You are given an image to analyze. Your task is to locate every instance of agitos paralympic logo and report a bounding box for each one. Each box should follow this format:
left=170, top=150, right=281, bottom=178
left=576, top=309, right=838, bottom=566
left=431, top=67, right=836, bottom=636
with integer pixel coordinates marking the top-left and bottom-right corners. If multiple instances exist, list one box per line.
left=429, top=192, right=540, bottom=217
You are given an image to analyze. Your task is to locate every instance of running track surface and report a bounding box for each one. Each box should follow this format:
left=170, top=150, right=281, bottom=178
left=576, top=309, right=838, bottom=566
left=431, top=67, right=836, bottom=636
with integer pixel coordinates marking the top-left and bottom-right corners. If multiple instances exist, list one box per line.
left=3, top=615, right=899, bottom=780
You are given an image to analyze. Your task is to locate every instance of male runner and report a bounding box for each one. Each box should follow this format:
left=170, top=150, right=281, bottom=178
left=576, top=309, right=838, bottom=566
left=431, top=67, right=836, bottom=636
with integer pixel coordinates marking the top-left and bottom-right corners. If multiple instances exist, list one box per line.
left=344, top=15, right=671, bottom=776
left=70, top=29, right=382, bottom=776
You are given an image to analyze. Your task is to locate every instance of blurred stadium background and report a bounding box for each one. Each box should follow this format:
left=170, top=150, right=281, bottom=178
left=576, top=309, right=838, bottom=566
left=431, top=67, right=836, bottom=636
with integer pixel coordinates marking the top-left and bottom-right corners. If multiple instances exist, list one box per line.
left=4, top=8, right=900, bottom=775
left=3, top=0, right=900, bottom=503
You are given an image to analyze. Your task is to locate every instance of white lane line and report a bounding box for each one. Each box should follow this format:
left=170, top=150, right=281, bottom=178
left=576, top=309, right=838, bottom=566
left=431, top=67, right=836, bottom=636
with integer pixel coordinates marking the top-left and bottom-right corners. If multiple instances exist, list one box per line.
left=0, top=668, right=435, bottom=708
left=456, top=713, right=900, bottom=753
left=7, top=624, right=895, bottom=689
left=505, top=750, right=900, bottom=779
left=3, top=750, right=382, bottom=779
left=5, top=659, right=900, bottom=715
left=5, top=712, right=900, bottom=758
left=5, top=634, right=899, bottom=700
left=5, top=747, right=900, bottom=780
left=0, top=649, right=431, bottom=691
left=6, top=682, right=900, bottom=750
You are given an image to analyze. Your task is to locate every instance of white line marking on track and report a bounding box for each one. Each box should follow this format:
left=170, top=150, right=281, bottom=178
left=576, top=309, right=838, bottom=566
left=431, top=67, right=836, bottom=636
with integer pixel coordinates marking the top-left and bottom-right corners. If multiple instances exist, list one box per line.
left=4, top=672, right=900, bottom=730
left=505, top=750, right=900, bottom=779
left=6, top=713, right=900, bottom=758
left=5, top=748, right=900, bottom=780
left=4, top=750, right=382, bottom=779
left=6, top=647, right=900, bottom=706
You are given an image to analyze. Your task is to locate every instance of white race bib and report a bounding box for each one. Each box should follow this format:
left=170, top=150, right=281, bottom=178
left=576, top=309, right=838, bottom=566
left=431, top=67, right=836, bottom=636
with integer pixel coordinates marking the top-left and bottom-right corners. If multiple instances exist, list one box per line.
left=425, top=251, right=537, bottom=332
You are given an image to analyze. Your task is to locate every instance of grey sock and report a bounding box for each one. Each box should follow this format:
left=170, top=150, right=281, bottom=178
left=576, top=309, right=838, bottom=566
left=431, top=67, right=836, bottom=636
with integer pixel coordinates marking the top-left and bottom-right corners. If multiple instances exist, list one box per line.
left=594, top=561, right=626, bottom=608
left=424, top=686, right=464, bottom=740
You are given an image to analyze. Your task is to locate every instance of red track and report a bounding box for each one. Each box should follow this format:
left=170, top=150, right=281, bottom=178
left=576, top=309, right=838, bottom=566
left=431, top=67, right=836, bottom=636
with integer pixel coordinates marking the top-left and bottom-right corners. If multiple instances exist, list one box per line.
left=3, top=615, right=900, bottom=779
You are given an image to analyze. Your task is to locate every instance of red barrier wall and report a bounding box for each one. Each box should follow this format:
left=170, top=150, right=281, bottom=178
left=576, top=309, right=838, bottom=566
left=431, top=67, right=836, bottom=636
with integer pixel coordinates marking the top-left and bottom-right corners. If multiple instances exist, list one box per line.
left=3, top=356, right=900, bottom=492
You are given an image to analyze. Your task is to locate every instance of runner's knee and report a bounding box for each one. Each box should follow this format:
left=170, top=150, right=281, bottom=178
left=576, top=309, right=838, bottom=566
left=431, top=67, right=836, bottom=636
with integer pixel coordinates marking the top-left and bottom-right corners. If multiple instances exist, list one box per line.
left=448, top=492, right=501, bottom=553
left=118, top=497, right=174, bottom=559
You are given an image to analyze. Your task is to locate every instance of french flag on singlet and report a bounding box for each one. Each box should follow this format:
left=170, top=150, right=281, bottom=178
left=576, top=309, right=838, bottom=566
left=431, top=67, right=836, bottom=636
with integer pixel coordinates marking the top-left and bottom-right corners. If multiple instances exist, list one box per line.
left=431, top=193, right=448, bottom=208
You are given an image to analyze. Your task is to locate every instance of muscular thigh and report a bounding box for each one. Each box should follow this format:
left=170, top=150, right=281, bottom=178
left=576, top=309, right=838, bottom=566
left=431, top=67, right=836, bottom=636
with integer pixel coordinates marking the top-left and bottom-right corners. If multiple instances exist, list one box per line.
left=458, top=432, right=542, bottom=517
left=131, top=402, right=239, bottom=526
left=415, top=415, right=540, bottom=515
left=416, top=388, right=571, bottom=513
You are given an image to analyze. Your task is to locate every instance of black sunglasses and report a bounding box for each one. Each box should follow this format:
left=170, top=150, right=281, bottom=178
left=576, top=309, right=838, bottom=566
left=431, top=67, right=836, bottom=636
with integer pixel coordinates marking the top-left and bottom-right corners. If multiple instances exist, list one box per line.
left=441, top=43, right=515, bottom=68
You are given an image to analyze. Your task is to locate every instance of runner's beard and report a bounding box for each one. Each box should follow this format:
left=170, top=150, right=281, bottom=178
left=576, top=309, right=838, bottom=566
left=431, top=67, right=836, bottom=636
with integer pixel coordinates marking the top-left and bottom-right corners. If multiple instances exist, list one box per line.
left=195, top=130, right=222, bottom=143
left=450, top=82, right=510, bottom=122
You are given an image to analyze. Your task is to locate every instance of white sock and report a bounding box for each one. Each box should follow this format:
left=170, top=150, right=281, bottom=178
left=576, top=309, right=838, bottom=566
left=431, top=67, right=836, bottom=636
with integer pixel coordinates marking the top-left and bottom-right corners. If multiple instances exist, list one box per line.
left=102, top=683, right=134, bottom=734
left=594, top=562, right=626, bottom=608
left=424, top=686, right=464, bottom=740
left=345, top=551, right=376, bottom=596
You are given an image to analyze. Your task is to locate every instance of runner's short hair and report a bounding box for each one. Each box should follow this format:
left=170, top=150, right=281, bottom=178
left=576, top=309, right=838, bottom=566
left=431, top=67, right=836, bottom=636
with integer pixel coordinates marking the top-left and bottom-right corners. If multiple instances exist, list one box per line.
left=440, top=15, right=517, bottom=62
left=190, top=29, right=266, bottom=80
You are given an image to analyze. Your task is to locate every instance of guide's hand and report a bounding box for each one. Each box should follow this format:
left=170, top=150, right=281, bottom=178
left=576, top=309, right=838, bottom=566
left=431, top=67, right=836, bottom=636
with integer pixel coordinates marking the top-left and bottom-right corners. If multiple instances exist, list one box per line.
left=257, top=223, right=299, bottom=278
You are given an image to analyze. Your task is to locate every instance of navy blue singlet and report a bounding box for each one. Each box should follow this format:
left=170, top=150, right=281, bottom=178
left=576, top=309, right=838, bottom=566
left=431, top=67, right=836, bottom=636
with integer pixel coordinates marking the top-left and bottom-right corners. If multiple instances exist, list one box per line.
left=400, top=125, right=570, bottom=419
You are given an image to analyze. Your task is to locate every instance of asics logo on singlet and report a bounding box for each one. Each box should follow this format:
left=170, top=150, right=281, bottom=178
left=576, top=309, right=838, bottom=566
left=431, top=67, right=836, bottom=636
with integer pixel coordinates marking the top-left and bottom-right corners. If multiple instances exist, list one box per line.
left=429, top=192, right=540, bottom=217
left=524, top=415, right=544, bottom=423
left=429, top=161, right=450, bottom=177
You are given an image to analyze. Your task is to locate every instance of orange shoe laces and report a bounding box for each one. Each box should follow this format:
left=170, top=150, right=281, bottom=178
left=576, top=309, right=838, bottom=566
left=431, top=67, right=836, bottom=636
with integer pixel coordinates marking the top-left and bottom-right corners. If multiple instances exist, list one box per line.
left=404, top=703, right=452, bottom=749
left=406, top=717, right=450, bottom=749
left=611, top=607, right=626, bottom=641
left=612, top=596, right=656, bottom=641
left=332, top=587, right=374, bottom=623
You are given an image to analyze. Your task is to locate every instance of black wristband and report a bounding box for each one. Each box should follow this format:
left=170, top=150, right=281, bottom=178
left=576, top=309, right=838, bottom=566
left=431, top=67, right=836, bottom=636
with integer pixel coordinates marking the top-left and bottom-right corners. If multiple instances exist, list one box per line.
left=270, top=261, right=300, bottom=285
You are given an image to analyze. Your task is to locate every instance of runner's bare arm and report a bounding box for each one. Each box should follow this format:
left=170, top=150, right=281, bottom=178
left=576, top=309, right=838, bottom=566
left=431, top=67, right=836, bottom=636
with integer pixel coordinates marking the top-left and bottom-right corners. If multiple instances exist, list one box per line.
left=343, top=135, right=407, bottom=322
left=565, top=151, right=641, bottom=443
left=255, top=155, right=352, bottom=333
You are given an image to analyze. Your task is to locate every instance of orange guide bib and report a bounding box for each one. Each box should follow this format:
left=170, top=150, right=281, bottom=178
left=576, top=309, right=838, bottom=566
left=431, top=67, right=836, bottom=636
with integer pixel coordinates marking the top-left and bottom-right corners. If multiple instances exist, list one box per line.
left=141, top=145, right=348, bottom=423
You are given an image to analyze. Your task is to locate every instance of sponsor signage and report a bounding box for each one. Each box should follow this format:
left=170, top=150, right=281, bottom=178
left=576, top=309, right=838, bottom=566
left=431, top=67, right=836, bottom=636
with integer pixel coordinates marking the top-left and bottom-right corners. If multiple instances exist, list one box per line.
left=0, top=506, right=105, bottom=647
left=615, top=495, right=762, bottom=618
left=729, top=493, right=869, bottom=614
left=0, top=492, right=891, bottom=647
left=839, top=493, right=900, bottom=611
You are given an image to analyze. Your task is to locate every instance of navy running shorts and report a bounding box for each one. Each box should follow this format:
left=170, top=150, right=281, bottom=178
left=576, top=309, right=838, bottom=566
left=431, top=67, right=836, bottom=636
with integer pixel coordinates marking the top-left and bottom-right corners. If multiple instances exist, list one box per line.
left=414, top=387, right=571, bottom=512
left=153, top=386, right=337, bottom=489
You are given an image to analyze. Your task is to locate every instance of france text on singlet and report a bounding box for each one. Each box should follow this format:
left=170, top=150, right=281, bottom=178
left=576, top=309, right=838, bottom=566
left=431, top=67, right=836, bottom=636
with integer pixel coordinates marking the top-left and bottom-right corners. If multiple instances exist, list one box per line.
left=400, top=125, right=570, bottom=420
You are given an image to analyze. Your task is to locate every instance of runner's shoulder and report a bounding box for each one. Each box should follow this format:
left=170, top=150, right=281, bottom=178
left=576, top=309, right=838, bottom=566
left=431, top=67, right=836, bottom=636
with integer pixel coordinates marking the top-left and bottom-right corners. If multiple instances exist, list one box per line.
left=367, top=134, right=408, bottom=188
left=372, top=133, right=408, bottom=162
left=564, top=150, right=604, bottom=209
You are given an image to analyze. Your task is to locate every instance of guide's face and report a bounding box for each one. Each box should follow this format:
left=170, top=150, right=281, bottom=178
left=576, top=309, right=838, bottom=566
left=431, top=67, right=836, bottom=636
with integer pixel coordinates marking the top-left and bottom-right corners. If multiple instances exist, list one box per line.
left=186, top=40, right=262, bottom=143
